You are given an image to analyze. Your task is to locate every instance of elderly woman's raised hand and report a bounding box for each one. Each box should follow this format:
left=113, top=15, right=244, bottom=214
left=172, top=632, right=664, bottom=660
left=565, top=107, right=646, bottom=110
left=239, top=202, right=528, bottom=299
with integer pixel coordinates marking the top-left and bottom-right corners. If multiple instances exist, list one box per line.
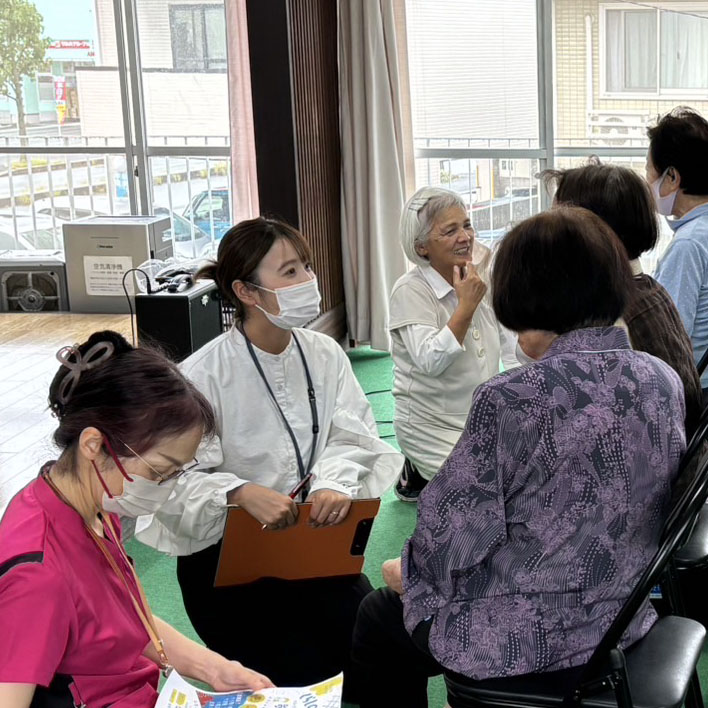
left=453, top=262, right=487, bottom=316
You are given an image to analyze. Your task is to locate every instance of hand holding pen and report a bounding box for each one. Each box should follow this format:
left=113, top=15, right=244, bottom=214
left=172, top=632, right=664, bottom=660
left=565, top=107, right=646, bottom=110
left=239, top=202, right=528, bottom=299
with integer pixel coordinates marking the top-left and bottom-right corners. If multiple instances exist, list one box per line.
left=260, top=472, right=313, bottom=530
left=228, top=483, right=299, bottom=531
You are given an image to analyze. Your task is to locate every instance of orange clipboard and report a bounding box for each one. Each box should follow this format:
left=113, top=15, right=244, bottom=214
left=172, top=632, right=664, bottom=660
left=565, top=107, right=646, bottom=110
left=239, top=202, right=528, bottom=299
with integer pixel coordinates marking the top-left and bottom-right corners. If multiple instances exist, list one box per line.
left=214, top=498, right=381, bottom=587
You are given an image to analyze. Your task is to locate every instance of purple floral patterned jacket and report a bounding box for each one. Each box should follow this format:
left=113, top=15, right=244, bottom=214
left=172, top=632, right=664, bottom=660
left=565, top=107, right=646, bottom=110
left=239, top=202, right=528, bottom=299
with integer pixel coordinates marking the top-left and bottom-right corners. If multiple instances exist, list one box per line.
left=401, top=327, right=686, bottom=679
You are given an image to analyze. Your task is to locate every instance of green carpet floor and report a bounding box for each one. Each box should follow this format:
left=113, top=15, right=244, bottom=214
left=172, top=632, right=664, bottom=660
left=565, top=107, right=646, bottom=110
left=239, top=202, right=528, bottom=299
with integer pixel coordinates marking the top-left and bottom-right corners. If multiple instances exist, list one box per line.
left=125, top=346, right=708, bottom=707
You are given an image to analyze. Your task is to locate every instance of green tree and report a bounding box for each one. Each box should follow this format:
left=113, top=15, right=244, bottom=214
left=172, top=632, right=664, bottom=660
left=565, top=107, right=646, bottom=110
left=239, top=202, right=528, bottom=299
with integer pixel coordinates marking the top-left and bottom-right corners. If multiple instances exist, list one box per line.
left=0, top=0, right=51, bottom=136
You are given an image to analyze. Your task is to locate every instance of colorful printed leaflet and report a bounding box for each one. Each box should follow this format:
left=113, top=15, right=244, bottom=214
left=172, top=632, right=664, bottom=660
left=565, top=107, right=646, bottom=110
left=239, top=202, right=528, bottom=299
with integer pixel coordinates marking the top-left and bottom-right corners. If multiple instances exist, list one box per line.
left=156, top=669, right=343, bottom=708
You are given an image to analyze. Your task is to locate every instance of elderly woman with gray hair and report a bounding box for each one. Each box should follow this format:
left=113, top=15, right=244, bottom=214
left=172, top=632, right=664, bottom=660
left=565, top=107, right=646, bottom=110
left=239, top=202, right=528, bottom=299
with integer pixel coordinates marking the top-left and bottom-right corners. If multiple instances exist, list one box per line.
left=389, top=186, right=517, bottom=501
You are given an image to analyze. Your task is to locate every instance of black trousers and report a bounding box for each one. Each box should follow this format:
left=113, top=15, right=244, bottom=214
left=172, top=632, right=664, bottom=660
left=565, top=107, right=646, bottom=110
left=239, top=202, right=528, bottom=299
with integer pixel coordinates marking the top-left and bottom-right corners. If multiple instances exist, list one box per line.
left=350, top=587, right=444, bottom=708
left=176, top=540, right=373, bottom=700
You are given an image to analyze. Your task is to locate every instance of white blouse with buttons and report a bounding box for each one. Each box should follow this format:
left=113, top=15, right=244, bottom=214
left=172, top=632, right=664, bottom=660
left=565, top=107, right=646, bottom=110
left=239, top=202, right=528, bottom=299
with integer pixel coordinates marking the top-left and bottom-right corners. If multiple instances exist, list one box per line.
left=135, top=327, right=403, bottom=555
left=388, top=264, right=516, bottom=479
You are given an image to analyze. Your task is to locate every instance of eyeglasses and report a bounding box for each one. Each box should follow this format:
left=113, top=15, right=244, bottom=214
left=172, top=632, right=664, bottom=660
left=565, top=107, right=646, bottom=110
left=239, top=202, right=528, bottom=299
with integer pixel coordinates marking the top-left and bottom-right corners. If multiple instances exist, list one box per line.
left=432, top=224, right=475, bottom=240
left=119, top=441, right=200, bottom=486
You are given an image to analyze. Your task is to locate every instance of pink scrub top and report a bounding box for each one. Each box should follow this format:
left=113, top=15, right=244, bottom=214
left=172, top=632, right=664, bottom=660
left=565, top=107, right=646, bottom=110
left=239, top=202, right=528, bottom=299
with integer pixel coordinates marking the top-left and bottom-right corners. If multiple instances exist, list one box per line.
left=0, top=471, right=160, bottom=707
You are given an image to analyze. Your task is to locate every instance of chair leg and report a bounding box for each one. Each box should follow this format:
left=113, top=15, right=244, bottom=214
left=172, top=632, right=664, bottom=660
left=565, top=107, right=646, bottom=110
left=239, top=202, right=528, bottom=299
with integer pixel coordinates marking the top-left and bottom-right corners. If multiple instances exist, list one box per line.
left=661, top=563, right=687, bottom=615
left=608, top=649, right=633, bottom=708
left=685, top=669, right=705, bottom=708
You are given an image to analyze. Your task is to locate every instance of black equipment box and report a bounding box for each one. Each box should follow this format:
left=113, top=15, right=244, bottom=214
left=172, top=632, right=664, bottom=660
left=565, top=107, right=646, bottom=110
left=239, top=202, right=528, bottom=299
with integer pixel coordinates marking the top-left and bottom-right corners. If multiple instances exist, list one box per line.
left=135, top=280, right=222, bottom=361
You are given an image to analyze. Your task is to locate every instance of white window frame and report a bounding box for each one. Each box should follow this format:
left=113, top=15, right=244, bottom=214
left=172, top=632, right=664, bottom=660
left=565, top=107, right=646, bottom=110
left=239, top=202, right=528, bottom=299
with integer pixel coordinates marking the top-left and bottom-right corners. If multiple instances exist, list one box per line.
left=599, top=1, right=708, bottom=100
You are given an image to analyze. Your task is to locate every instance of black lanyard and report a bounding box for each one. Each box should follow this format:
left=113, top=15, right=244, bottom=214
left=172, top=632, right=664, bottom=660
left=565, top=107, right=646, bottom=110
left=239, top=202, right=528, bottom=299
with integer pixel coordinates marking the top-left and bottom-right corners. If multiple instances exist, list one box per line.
left=240, top=328, right=319, bottom=501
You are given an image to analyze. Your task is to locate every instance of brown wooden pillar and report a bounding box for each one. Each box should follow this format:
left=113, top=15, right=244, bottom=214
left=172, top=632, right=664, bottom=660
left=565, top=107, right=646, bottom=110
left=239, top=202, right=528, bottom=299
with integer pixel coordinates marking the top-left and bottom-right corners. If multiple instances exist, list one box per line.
left=245, top=0, right=345, bottom=340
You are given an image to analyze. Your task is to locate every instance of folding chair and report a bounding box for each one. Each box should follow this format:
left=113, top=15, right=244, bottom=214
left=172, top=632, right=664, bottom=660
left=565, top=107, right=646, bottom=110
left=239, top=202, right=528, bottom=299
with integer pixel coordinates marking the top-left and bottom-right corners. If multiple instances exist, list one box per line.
left=444, top=453, right=708, bottom=708
left=697, top=348, right=708, bottom=378
left=659, top=410, right=708, bottom=708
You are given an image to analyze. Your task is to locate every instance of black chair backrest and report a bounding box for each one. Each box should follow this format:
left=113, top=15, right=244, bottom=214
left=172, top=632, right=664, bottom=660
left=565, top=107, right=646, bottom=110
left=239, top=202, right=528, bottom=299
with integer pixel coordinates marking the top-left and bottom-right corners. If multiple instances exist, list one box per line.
left=664, top=409, right=708, bottom=534
left=685, top=406, right=708, bottom=466
left=697, top=348, right=708, bottom=377
left=574, top=451, right=708, bottom=687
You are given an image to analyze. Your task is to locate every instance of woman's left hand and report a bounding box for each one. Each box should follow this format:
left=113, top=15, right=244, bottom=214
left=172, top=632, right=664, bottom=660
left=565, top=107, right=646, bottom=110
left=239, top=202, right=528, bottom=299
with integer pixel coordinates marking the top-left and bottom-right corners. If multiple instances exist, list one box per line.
left=382, top=558, right=404, bottom=594
left=208, top=659, right=274, bottom=692
left=306, top=489, right=352, bottom=527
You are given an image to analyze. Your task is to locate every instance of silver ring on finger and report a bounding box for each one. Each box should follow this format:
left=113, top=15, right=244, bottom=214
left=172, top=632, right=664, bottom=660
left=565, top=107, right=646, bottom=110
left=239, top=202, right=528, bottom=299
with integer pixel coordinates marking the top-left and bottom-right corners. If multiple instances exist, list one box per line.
left=330, top=511, right=340, bottom=516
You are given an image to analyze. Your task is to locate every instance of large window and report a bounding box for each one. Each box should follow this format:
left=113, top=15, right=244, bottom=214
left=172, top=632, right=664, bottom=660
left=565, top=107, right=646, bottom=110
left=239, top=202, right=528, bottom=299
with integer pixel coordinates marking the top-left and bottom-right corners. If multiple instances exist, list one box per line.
left=407, top=0, right=540, bottom=148
left=406, top=0, right=708, bottom=274
left=169, top=5, right=227, bottom=72
left=0, top=0, right=233, bottom=259
left=406, top=0, right=544, bottom=241
left=602, top=4, right=708, bottom=96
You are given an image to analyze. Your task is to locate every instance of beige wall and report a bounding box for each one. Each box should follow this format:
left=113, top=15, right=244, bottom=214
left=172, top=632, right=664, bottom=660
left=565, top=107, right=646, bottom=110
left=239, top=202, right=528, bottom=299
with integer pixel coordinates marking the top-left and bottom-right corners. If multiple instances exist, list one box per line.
left=76, top=69, right=229, bottom=138
left=94, top=0, right=223, bottom=70
left=94, top=0, right=118, bottom=66
left=554, top=0, right=708, bottom=144
left=86, top=0, right=228, bottom=141
left=75, top=69, right=123, bottom=137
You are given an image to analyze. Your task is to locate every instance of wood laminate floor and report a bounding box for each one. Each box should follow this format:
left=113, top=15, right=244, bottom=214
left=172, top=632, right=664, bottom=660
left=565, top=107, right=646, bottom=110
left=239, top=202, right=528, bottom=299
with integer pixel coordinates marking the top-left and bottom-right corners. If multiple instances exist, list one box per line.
left=0, top=313, right=132, bottom=515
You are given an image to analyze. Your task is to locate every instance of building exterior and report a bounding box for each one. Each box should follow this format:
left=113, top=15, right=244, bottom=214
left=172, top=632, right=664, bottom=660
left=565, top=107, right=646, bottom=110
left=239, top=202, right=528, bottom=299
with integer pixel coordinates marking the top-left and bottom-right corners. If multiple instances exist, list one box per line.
left=555, top=0, right=708, bottom=147
left=405, top=0, right=708, bottom=243
left=77, top=0, right=229, bottom=141
left=0, top=39, right=96, bottom=127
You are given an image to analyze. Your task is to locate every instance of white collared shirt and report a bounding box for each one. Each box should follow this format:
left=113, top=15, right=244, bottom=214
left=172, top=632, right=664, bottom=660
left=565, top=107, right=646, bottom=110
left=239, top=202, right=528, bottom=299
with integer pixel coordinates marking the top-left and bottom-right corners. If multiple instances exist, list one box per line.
left=388, top=264, right=512, bottom=424
left=390, top=262, right=517, bottom=378
left=135, top=327, right=403, bottom=555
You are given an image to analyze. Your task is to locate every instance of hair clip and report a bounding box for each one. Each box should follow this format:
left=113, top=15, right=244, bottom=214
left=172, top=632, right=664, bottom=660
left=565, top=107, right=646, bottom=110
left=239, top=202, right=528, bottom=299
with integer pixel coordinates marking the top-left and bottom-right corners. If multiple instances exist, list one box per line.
left=55, top=341, right=116, bottom=405
left=407, top=197, right=429, bottom=213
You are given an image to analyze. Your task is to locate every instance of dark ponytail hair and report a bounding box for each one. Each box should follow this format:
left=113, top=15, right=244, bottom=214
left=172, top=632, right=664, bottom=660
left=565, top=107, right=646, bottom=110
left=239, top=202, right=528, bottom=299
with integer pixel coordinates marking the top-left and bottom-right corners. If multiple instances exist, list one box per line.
left=48, top=330, right=216, bottom=467
left=541, top=161, right=659, bottom=260
left=196, top=216, right=313, bottom=321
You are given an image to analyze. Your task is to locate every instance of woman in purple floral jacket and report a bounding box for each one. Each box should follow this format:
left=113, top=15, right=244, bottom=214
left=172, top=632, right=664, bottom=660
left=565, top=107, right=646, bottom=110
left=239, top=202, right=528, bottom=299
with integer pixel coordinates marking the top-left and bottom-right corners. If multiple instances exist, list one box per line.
left=350, top=206, right=686, bottom=708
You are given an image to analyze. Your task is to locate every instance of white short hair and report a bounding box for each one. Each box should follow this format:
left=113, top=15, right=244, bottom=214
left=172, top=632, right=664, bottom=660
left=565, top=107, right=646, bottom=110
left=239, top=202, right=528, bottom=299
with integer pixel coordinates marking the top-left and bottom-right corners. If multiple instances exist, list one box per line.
left=400, top=187, right=468, bottom=266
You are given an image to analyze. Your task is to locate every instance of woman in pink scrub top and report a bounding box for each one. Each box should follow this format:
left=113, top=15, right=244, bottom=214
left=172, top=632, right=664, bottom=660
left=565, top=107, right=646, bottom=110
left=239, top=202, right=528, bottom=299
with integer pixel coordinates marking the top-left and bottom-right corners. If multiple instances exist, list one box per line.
left=0, top=331, right=272, bottom=708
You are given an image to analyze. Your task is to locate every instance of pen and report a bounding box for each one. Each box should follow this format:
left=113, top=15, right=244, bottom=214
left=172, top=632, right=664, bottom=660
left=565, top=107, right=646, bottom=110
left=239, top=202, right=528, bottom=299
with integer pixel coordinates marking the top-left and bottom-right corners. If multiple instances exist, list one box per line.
left=287, top=472, right=313, bottom=500
left=261, top=472, right=314, bottom=530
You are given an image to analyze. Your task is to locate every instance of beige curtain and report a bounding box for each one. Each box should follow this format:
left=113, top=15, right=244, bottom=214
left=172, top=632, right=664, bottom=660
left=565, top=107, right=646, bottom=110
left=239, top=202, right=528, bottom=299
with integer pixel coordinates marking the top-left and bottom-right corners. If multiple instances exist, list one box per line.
left=339, top=0, right=414, bottom=350
left=225, top=0, right=259, bottom=222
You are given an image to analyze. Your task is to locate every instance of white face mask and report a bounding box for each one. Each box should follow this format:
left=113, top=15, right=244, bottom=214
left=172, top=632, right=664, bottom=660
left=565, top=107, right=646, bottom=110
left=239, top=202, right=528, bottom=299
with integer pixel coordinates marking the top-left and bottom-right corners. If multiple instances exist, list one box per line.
left=255, top=276, right=322, bottom=329
left=650, top=168, right=678, bottom=216
left=102, top=474, right=176, bottom=518
left=515, top=341, right=537, bottom=366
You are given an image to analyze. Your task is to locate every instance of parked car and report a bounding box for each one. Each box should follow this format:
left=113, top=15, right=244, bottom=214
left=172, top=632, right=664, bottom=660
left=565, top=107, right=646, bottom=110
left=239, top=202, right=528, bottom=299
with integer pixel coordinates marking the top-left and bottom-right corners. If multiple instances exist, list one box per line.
left=33, top=195, right=127, bottom=223
left=0, top=228, right=36, bottom=251
left=154, top=207, right=214, bottom=259
left=182, top=189, right=231, bottom=240
left=0, top=212, right=63, bottom=251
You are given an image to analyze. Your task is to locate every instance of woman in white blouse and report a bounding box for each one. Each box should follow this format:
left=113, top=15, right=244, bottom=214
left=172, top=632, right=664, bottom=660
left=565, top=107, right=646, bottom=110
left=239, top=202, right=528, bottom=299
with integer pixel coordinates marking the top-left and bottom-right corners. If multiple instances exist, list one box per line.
left=135, top=217, right=402, bottom=699
left=389, top=187, right=517, bottom=501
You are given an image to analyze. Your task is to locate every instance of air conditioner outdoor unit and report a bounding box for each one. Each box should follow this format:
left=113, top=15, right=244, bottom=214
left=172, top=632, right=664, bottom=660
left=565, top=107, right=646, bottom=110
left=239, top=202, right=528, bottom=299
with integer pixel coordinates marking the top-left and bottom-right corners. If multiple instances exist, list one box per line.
left=0, top=250, right=69, bottom=312
left=587, top=111, right=650, bottom=147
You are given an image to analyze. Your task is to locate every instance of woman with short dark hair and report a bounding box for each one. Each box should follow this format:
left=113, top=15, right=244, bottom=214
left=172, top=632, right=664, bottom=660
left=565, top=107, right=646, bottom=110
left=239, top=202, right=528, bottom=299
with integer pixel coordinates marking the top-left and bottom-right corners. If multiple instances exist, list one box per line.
left=646, top=106, right=708, bottom=390
left=0, top=331, right=271, bottom=708
left=545, top=162, right=701, bottom=433
left=350, top=207, right=686, bottom=708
